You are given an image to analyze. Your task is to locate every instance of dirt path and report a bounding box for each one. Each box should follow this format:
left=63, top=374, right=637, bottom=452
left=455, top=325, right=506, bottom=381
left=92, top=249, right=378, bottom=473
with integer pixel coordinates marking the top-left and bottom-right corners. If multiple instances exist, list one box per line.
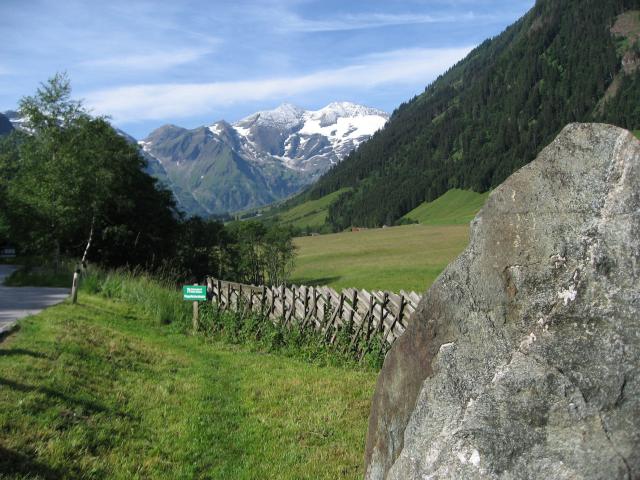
left=0, top=265, right=69, bottom=334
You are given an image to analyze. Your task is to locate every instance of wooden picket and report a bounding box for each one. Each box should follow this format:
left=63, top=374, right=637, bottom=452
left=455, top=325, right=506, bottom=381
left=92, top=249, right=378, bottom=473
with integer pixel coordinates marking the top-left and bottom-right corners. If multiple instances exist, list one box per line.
left=205, top=277, right=422, bottom=357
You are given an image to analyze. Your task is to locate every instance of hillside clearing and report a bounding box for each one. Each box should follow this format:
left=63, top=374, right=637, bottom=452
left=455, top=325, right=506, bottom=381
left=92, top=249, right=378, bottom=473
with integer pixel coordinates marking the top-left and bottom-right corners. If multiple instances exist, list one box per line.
left=291, top=224, right=470, bottom=292
left=278, top=188, right=349, bottom=229
left=0, top=296, right=376, bottom=479
left=402, top=189, right=489, bottom=225
left=260, top=188, right=351, bottom=232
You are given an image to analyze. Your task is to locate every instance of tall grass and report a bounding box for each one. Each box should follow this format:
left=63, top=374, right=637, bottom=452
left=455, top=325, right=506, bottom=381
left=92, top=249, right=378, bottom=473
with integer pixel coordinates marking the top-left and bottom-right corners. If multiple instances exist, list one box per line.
left=81, top=269, right=192, bottom=327
left=80, top=269, right=384, bottom=369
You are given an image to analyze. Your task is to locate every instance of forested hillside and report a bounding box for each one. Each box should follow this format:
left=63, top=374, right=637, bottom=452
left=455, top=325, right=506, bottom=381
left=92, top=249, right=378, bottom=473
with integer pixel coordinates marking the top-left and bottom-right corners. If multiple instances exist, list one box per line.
left=303, top=0, right=640, bottom=228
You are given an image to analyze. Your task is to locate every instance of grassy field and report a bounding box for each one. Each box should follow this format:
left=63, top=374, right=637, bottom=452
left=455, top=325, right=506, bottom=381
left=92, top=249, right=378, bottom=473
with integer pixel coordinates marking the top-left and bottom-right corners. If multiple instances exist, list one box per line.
left=291, top=224, right=470, bottom=292
left=402, top=189, right=489, bottom=225
left=634, top=130, right=640, bottom=140
left=0, top=296, right=376, bottom=479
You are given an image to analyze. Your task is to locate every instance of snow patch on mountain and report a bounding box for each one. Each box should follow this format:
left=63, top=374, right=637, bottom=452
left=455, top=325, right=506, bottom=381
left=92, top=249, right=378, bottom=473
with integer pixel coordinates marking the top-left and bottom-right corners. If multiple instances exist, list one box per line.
left=229, top=101, right=388, bottom=177
left=208, top=123, right=224, bottom=136
left=299, top=113, right=386, bottom=142
left=238, top=103, right=305, bottom=130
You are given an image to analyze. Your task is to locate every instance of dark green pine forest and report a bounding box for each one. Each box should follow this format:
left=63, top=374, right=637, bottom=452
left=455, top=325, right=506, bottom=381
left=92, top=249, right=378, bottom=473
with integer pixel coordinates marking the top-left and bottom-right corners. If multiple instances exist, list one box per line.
left=302, top=0, right=640, bottom=229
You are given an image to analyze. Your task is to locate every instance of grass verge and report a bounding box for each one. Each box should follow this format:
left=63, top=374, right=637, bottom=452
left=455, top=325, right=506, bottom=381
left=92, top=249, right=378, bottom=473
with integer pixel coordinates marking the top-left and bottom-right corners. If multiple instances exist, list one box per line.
left=0, top=295, right=376, bottom=479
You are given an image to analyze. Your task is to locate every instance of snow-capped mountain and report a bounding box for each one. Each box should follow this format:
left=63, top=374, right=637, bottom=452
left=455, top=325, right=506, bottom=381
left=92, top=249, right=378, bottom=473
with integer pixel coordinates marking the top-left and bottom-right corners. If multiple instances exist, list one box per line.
left=228, top=102, right=387, bottom=176
left=140, top=102, right=388, bottom=215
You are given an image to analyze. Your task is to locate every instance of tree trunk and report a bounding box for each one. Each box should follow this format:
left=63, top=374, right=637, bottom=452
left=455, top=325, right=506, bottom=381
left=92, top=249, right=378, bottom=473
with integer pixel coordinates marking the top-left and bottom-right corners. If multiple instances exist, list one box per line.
left=71, top=217, right=94, bottom=305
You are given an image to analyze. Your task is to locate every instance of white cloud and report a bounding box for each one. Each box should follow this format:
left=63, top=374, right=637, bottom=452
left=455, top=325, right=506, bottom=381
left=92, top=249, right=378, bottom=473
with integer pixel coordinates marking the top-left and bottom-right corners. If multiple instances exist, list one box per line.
left=278, top=11, right=496, bottom=32
left=84, top=46, right=473, bottom=123
left=81, top=46, right=216, bottom=72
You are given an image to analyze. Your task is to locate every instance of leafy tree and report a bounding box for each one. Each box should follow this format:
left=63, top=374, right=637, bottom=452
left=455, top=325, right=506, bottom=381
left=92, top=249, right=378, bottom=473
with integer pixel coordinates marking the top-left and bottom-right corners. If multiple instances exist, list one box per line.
left=263, top=226, right=296, bottom=287
left=223, top=221, right=296, bottom=286
left=2, top=73, right=179, bottom=268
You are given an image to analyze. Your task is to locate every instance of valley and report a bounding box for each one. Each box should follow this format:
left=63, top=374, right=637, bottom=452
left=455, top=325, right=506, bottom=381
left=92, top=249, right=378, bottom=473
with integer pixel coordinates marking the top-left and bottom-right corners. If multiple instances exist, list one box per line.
left=2, top=1, right=640, bottom=479
left=288, top=188, right=489, bottom=292
left=138, top=103, right=388, bottom=216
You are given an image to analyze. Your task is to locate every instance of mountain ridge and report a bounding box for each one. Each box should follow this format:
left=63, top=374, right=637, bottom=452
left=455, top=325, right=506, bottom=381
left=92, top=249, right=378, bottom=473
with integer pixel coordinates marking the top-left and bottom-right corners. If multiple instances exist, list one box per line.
left=140, top=101, right=388, bottom=215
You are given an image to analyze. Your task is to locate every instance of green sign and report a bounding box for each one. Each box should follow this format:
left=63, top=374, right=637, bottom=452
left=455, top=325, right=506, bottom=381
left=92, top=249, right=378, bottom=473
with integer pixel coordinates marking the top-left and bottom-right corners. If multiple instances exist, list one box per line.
left=183, top=285, right=207, bottom=301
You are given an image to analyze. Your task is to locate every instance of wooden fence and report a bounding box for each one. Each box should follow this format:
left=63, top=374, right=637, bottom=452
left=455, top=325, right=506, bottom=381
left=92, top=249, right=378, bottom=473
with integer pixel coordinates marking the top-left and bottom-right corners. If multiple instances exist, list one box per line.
left=205, top=277, right=422, bottom=358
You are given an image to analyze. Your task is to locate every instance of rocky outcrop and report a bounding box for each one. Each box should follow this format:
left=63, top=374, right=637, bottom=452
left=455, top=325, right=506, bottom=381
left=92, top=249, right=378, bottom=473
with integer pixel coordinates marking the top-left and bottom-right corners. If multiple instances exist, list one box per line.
left=365, top=123, right=640, bottom=479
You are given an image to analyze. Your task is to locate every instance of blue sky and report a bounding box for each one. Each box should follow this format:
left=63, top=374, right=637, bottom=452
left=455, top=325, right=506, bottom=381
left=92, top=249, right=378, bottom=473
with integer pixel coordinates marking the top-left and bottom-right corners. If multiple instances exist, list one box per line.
left=0, top=0, right=534, bottom=138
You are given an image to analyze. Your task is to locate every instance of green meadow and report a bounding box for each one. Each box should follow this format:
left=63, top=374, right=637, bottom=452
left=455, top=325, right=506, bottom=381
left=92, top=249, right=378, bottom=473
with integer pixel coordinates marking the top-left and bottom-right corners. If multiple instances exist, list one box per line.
left=291, top=224, right=471, bottom=292
left=0, top=296, right=376, bottom=480
left=290, top=189, right=489, bottom=292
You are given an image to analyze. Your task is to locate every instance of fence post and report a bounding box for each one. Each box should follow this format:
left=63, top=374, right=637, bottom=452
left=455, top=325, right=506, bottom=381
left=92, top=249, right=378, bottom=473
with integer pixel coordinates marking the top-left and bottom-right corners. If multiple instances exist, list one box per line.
left=303, top=286, right=309, bottom=318
left=329, top=292, right=345, bottom=344
left=269, top=286, right=276, bottom=318
left=379, top=292, right=389, bottom=335
left=300, top=287, right=318, bottom=330
left=280, top=284, right=286, bottom=324
left=358, top=293, right=376, bottom=361
left=286, top=286, right=297, bottom=327
left=192, top=282, right=200, bottom=333
left=247, top=288, right=254, bottom=315
left=384, top=295, right=404, bottom=346
left=206, top=277, right=213, bottom=301
left=70, top=268, right=80, bottom=304
left=260, top=286, right=267, bottom=317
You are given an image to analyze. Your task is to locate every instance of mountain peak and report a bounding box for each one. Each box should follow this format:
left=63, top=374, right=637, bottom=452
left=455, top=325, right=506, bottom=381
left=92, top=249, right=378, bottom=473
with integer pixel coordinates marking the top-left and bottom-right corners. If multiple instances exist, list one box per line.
left=321, top=101, right=386, bottom=117
left=237, top=103, right=305, bottom=130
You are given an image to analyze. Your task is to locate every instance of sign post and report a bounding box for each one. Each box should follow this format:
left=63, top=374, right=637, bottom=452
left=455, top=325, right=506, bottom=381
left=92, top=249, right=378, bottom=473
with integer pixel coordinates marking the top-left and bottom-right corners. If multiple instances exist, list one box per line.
left=183, top=284, right=207, bottom=332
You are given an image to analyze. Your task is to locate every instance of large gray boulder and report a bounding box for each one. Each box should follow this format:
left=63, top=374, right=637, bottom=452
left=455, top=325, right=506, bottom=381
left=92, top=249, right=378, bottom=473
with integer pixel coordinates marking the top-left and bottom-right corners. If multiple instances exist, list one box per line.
left=365, top=123, right=640, bottom=479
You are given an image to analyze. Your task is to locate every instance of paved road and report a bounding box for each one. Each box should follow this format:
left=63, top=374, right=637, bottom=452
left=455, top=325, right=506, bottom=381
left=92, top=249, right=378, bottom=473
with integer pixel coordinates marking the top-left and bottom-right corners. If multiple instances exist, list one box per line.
left=0, top=265, right=69, bottom=334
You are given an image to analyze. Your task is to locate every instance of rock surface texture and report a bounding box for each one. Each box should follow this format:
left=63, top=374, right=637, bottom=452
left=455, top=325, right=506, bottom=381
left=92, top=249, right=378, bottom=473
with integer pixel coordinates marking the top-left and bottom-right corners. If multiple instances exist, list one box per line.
left=365, top=123, right=640, bottom=480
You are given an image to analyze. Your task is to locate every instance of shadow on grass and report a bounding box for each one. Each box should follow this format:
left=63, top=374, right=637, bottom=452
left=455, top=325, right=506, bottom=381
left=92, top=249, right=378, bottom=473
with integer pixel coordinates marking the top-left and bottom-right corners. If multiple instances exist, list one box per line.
left=0, top=445, right=67, bottom=479
left=0, top=325, right=20, bottom=344
left=0, top=377, right=113, bottom=417
left=289, top=276, right=342, bottom=287
left=0, top=348, right=47, bottom=359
